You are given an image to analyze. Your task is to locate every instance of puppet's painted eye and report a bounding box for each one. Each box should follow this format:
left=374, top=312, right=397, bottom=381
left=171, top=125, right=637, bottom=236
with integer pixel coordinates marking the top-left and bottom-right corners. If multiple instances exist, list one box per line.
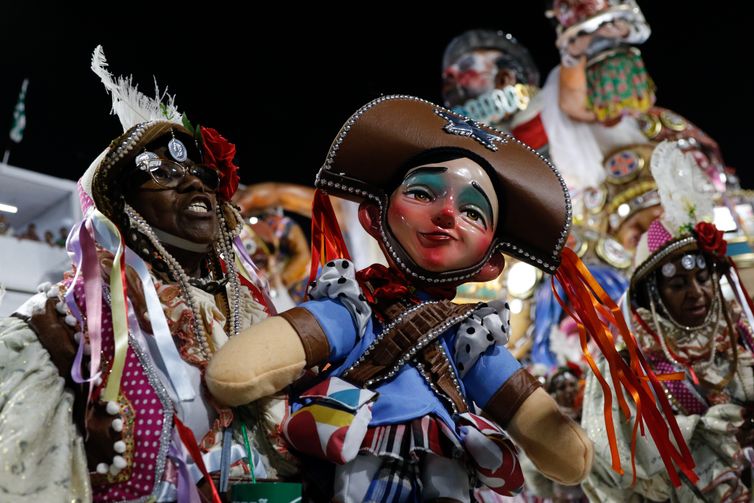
left=405, top=187, right=433, bottom=202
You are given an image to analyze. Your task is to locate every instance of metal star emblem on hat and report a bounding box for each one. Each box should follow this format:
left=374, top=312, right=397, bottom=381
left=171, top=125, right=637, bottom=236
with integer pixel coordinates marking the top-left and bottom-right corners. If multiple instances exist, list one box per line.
left=435, top=109, right=505, bottom=151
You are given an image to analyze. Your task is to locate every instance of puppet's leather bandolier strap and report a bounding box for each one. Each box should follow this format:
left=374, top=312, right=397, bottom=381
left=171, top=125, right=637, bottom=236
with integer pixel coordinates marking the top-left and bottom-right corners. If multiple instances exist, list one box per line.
left=345, top=298, right=477, bottom=413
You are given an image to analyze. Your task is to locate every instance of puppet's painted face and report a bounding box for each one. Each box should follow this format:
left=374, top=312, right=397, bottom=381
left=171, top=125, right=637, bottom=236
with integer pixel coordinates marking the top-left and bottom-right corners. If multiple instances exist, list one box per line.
left=387, top=158, right=498, bottom=272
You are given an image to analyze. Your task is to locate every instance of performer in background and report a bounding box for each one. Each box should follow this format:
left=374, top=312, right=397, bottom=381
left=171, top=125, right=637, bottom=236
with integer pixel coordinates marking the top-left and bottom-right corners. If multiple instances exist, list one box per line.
left=582, top=142, right=754, bottom=502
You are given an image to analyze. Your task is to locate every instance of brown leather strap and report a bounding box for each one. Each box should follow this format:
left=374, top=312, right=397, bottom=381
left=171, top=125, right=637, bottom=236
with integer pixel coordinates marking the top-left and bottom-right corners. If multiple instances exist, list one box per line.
left=279, top=307, right=330, bottom=367
left=418, top=342, right=468, bottom=413
left=346, top=301, right=474, bottom=386
left=483, top=368, right=542, bottom=428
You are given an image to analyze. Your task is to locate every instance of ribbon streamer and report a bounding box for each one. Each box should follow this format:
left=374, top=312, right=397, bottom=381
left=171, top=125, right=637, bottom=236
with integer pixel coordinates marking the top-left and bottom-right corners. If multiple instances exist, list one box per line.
left=553, top=248, right=697, bottom=486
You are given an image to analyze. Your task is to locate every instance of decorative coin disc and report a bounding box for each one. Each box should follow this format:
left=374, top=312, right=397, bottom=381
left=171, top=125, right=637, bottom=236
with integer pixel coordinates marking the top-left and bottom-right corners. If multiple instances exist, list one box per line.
left=135, top=151, right=158, bottom=169
left=583, top=186, right=607, bottom=214
left=659, top=110, right=686, bottom=132
left=596, top=237, right=632, bottom=269
left=168, top=137, right=188, bottom=162
left=681, top=254, right=696, bottom=270
left=605, top=149, right=643, bottom=184
left=661, top=262, right=676, bottom=278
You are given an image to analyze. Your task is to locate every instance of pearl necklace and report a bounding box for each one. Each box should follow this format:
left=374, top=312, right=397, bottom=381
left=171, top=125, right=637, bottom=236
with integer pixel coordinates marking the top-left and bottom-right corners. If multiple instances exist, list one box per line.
left=124, top=203, right=243, bottom=358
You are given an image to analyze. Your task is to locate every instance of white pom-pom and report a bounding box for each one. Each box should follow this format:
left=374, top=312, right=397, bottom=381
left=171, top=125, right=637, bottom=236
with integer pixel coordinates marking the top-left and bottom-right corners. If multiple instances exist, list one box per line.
left=106, top=401, right=120, bottom=415
left=111, top=418, right=123, bottom=432
left=74, top=332, right=83, bottom=343
left=112, top=455, right=127, bottom=469
left=96, top=463, right=109, bottom=474
left=46, top=287, right=58, bottom=298
left=113, top=440, right=126, bottom=454
left=55, top=302, right=67, bottom=315
left=64, top=315, right=78, bottom=327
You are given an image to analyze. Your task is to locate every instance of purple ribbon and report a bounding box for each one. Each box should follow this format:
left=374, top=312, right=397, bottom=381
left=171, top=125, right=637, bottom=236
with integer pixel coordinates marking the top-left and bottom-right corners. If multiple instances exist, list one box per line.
left=169, top=432, right=202, bottom=503
left=65, top=219, right=103, bottom=397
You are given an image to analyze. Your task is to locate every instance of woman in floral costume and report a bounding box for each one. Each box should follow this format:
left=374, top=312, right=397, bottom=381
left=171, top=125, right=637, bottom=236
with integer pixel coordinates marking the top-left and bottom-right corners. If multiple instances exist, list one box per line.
left=582, top=142, right=754, bottom=501
left=0, top=47, right=288, bottom=502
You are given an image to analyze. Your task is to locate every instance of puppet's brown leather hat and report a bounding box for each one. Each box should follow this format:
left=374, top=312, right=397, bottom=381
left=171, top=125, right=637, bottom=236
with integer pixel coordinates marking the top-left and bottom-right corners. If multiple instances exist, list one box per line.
left=315, top=95, right=571, bottom=282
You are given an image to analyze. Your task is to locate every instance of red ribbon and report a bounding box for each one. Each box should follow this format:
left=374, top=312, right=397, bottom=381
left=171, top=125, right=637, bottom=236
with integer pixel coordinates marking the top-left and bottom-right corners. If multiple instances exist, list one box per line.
left=356, top=264, right=411, bottom=303
left=174, top=416, right=223, bottom=503
left=356, top=263, right=456, bottom=304
left=553, top=248, right=697, bottom=487
left=309, top=189, right=351, bottom=284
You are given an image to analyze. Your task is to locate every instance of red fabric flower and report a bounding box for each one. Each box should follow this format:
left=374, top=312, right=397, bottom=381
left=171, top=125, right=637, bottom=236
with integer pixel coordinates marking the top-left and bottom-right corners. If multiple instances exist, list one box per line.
left=694, top=222, right=727, bottom=257
left=201, top=126, right=239, bottom=200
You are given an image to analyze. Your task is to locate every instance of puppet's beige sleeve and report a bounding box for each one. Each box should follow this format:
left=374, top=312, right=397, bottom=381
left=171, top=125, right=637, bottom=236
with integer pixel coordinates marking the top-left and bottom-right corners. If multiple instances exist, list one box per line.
left=0, top=316, right=91, bottom=502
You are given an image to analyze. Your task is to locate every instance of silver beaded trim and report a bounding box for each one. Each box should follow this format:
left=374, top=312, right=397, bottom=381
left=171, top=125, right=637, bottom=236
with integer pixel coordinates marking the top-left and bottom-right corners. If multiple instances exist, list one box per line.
left=364, top=307, right=476, bottom=388
left=632, top=235, right=697, bottom=286
left=343, top=302, right=478, bottom=389
left=101, top=122, right=152, bottom=171
left=414, top=359, right=462, bottom=415
left=419, top=341, right=469, bottom=414
left=314, top=95, right=570, bottom=276
left=129, top=336, right=174, bottom=502
left=341, top=300, right=439, bottom=378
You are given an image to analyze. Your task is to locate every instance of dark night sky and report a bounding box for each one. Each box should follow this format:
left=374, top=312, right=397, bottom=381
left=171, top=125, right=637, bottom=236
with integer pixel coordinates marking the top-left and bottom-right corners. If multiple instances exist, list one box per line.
left=1, top=3, right=751, bottom=188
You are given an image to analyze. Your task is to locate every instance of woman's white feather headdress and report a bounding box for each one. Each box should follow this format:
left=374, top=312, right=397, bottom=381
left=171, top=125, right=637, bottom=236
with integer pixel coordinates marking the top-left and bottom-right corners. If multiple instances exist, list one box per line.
left=91, top=45, right=183, bottom=132
left=650, top=140, right=713, bottom=235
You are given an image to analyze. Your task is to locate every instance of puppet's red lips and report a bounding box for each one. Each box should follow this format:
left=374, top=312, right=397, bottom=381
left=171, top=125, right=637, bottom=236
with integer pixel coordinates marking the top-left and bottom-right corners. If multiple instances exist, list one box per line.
left=417, top=231, right=456, bottom=245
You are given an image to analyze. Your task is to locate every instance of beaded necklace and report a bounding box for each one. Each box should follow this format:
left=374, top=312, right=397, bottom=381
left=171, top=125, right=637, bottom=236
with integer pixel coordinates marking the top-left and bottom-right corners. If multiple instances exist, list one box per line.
left=124, top=202, right=244, bottom=359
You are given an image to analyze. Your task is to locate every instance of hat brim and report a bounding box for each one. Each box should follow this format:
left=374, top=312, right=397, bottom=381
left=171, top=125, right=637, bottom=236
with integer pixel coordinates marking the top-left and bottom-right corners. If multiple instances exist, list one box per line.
left=316, top=95, right=570, bottom=280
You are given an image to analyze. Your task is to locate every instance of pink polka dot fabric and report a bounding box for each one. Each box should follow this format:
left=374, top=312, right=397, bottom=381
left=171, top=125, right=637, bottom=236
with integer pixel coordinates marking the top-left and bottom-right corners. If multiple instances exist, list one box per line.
left=646, top=219, right=673, bottom=254
left=72, top=276, right=168, bottom=501
left=651, top=357, right=707, bottom=415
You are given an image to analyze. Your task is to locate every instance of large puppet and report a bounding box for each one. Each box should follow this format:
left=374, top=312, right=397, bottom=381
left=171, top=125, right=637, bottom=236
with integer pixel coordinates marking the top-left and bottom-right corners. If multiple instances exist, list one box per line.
left=206, top=96, right=697, bottom=502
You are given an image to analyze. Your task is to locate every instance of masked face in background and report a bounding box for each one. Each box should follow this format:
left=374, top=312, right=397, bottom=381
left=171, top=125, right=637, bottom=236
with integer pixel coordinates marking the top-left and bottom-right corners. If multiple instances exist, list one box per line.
left=387, top=158, right=499, bottom=273
left=615, top=205, right=663, bottom=251
left=442, top=49, right=514, bottom=107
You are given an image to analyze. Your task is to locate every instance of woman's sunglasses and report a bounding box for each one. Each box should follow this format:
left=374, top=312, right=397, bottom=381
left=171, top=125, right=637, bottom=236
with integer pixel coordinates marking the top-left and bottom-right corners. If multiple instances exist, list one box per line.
left=135, top=152, right=220, bottom=191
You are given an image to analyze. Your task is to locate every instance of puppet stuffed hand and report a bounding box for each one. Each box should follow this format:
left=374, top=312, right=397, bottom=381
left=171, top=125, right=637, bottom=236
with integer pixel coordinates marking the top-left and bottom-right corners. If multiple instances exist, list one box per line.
left=506, top=387, right=593, bottom=484
left=206, top=316, right=306, bottom=406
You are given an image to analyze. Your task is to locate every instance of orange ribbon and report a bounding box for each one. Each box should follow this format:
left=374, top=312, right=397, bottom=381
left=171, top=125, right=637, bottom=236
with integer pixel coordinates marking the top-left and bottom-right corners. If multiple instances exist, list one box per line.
left=553, top=248, right=697, bottom=487
left=309, top=189, right=352, bottom=283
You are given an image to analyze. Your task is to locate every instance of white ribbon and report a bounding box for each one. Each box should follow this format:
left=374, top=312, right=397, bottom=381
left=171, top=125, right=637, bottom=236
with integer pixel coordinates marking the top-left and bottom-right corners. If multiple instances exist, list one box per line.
left=91, top=216, right=195, bottom=402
